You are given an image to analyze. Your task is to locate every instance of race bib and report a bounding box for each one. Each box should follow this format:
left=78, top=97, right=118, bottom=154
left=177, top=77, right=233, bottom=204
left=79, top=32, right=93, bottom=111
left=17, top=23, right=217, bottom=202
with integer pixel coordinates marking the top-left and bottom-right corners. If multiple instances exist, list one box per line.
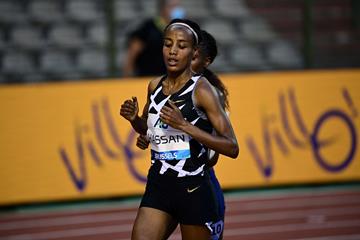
left=147, top=127, right=191, bottom=161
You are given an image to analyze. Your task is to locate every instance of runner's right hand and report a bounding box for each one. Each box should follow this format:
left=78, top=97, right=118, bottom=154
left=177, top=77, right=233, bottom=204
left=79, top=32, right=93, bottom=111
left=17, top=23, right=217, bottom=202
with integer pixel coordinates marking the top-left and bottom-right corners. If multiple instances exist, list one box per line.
left=120, top=96, right=139, bottom=122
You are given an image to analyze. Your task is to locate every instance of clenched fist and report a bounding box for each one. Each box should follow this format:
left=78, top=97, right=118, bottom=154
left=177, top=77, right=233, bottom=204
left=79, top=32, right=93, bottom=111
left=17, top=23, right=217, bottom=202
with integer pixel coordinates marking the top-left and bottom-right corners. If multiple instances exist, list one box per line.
left=120, top=96, right=139, bottom=122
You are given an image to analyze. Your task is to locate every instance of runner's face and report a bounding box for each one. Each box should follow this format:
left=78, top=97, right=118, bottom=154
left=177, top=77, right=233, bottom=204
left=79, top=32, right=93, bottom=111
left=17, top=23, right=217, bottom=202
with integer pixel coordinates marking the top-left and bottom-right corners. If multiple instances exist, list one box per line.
left=191, top=49, right=206, bottom=73
left=163, top=27, right=194, bottom=74
left=191, top=46, right=212, bottom=73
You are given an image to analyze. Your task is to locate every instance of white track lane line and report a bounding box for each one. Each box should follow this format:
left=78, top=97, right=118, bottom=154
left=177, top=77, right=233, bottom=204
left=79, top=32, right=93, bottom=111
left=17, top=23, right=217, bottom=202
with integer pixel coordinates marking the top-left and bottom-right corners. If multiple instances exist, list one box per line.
left=169, top=233, right=360, bottom=240
left=225, top=206, right=360, bottom=223
left=0, top=204, right=139, bottom=220
left=0, top=224, right=132, bottom=240
left=223, top=220, right=360, bottom=236
left=225, top=189, right=360, bottom=202
left=290, top=234, right=360, bottom=240
left=0, top=212, right=136, bottom=231
left=227, top=195, right=360, bottom=211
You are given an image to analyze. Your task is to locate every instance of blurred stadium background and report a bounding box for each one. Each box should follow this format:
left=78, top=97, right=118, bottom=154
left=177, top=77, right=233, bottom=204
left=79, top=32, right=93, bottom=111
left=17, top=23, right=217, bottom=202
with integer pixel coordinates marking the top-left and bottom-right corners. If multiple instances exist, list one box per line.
left=0, top=0, right=360, bottom=239
left=0, top=0, right=359, bottom=83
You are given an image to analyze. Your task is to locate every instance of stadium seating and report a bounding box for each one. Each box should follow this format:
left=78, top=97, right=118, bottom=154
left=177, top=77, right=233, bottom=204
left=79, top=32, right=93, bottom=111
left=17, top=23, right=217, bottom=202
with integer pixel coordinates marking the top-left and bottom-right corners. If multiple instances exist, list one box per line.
left=0, top=0, right=358, bottom=83
left=29, top=0, right=64, bottom=23
left=77, top=49, right=108, bottom=77
left=66, top=0, right=102, bottom=22
left=11, top=24, right=45, bottom=50
left=0, top=1, right=26, bottom=23
left=3, top=51, right=35, bottom=75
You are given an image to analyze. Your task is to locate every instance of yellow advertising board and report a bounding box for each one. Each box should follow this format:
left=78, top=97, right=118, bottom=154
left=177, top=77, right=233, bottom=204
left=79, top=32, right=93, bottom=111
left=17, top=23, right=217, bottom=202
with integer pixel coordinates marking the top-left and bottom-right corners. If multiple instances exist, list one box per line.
left=0, top=70, right=359, bottom=205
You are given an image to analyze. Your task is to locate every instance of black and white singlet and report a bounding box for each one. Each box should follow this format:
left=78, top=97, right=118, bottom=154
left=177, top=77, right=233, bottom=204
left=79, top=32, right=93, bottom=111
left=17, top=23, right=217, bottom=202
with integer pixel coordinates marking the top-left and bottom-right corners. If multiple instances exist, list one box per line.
left=147, top=75, right=213, bottom=177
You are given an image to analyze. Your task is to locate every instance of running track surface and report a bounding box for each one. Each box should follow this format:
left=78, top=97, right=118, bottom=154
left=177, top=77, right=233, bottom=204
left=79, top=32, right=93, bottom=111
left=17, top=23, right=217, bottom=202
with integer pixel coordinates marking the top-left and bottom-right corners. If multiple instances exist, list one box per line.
left=0, top=186, right=359, bottom=240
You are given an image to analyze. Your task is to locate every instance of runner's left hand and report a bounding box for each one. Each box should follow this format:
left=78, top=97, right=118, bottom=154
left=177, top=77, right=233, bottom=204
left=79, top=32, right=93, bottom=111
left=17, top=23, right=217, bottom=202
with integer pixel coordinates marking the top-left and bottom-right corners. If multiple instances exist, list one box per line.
left=160, top=100, right=187, bottom=130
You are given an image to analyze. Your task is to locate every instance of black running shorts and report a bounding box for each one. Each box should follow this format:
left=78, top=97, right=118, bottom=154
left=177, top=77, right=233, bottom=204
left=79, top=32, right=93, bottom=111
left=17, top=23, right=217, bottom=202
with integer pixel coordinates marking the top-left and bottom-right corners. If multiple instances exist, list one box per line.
left=140, top=171, right=221, bottom=226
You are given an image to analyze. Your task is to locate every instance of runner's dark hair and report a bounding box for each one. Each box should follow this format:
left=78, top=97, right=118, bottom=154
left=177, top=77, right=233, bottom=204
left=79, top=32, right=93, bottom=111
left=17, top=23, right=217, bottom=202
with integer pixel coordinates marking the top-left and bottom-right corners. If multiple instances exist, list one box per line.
left=200, top=30, right=229, bottom=110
